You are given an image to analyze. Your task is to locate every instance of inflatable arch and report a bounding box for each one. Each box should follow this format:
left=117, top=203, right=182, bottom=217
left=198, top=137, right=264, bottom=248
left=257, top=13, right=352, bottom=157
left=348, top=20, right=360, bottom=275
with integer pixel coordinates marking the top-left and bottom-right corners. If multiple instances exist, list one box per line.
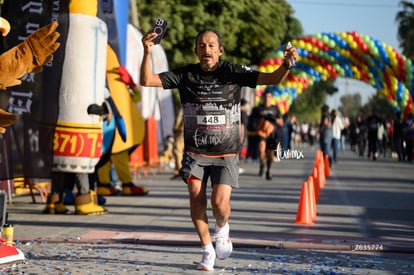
left=257, top=31, right=414, bottom=117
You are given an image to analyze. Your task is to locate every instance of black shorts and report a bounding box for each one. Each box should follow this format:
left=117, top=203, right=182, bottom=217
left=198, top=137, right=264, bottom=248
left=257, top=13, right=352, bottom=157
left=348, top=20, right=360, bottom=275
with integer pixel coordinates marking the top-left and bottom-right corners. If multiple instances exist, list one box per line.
left=179, top=152, right=239, bottom=188
left=259, top=127, right=281, bottom=150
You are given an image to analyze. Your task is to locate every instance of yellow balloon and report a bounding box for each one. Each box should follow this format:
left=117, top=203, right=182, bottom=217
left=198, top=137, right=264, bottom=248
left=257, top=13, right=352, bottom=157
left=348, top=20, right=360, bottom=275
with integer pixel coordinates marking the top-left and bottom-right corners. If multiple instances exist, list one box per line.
left=350, top=41, right=357, bottom=49
left=305, top=43, right=313, bottom=52
left=390, top=58, right=398, bottom=69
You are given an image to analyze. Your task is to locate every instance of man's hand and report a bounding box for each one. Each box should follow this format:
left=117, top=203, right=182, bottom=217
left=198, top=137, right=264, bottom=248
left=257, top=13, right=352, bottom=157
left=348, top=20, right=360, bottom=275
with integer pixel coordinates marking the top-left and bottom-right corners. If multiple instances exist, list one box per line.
left=141, top=32, right=158, bottom=52
left=284, top=43, right=298, bottom=69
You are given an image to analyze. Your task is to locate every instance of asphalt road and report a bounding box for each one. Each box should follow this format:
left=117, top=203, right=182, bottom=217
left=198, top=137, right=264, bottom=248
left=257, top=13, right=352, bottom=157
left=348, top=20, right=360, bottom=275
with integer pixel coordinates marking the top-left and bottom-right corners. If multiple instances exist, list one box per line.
left=2, top=145, right=413, bottom=274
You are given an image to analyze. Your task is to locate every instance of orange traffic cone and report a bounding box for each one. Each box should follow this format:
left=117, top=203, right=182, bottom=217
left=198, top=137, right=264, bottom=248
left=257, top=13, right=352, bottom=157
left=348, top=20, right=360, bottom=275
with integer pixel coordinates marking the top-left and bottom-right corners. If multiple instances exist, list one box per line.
left=295, top=181, right=314, bottom=225
left=313, top=150, right=322, bottom=166
left=316, top=150, right=323, bottom=165
left=317, top=159, right=326, bottom=189
left=311, top=171, right=320, bottom=201
left=307, top=178, right=317, bottom=220
left=324, top=154, right=331, bottom=177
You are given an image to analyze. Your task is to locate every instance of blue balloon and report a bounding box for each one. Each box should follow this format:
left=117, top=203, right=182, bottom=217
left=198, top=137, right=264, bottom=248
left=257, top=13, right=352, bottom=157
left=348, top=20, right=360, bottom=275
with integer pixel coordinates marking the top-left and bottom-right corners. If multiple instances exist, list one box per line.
left=396, top=82, right=403, bottom=103
left=374, top=39, right=390, bottom=66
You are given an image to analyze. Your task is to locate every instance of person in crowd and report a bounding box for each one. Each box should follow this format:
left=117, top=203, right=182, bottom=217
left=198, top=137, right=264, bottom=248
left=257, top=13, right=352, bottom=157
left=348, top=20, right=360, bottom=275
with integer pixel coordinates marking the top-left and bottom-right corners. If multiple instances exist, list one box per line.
left=300, top=121, right=309, bottom=144
left=404, top=119, right=414, bottom=163
left=402, top=113, right=413, bottom=163
left=348, top=119, right=358, bottom=152
left=246, top=106, right=260, bottom=163
left=340, top=116, right=349, bottom=151
left=239, top=98, right=249, bottom=173
left=140, top=28, right=297, bottom=271
left=377, top=121, right=386, bottom=158
left=393, top=111, right=405, bottom=161
left=385, top=119, right=393, bottom=158
left=331, top=109, right=344, bottom=163
left=365, top=108, right=381, bottom=161
left=281, top=113, right=293, bottom=152
left=308, top=121, right=317, bottom=149
left=256, top=90, right=283, bottom=180
left=319, top=104, right=333, bottom=167
left=356, top=116, right=366, bottom=157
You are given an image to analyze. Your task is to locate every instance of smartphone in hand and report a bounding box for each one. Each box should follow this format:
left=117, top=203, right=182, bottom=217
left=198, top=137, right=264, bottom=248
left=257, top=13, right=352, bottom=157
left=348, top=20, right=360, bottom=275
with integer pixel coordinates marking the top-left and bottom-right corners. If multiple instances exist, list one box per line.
left=151, top=18, right=168, bottom=44
left=285, top=41, right=295, bottom=67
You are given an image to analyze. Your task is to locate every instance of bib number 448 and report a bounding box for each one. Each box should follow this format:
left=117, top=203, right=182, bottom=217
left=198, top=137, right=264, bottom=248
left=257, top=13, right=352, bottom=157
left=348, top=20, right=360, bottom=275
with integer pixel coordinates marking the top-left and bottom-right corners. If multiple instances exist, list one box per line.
left=197, top=115, right=225, bottom=126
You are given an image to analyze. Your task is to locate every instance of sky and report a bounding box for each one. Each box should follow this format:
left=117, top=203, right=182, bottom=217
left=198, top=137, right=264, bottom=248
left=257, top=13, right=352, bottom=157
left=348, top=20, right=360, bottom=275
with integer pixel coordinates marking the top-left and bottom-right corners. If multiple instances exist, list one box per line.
left=286, top=0, right=403, bottom=110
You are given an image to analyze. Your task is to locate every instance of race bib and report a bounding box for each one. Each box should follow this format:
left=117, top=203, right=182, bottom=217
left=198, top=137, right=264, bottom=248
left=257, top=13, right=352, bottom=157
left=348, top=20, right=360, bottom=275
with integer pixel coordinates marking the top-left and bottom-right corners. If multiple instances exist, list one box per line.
left=197, top=114, right=226, bottom=125
left=196, top=110, right=227, bottom=127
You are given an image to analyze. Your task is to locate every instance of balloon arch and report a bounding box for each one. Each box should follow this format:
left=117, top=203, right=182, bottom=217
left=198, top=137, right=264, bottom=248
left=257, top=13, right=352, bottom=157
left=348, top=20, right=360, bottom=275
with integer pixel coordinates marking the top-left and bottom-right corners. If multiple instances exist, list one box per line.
left=257, top=31, right=413, bottom=118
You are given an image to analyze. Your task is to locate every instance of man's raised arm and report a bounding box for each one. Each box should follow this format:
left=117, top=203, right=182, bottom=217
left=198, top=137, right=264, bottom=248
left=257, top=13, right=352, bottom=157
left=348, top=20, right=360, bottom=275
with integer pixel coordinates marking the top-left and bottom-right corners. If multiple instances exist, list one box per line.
left=140, top=32, right=163, bottom=87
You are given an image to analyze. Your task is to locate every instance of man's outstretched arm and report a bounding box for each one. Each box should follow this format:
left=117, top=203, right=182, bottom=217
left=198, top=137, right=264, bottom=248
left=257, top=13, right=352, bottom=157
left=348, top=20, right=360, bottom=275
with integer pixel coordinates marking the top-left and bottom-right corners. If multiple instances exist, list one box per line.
left=140, top=32, right=163, bottom=87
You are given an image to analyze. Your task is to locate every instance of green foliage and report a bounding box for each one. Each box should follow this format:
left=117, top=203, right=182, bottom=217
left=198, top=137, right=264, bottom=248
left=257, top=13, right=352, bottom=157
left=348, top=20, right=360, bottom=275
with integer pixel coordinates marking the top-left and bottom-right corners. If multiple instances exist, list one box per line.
left=289, top=80, right=337, bottom=123
left=135, top=0, right=295, bottom=67
left=365, top=94, right=394, bottom=120
left=338, top=93, right=363, bottom=119
left=396, top=0, right=414, bottom=61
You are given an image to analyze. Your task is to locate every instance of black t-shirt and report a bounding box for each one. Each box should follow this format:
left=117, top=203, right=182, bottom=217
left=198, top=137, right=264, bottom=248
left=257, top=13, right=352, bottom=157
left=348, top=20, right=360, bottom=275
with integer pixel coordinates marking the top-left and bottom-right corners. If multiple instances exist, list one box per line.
left=366, top=115, right=381, bottom=133
left=159, top=61, right=260, bottom=155
left=257, top=104, right=281, bottom=124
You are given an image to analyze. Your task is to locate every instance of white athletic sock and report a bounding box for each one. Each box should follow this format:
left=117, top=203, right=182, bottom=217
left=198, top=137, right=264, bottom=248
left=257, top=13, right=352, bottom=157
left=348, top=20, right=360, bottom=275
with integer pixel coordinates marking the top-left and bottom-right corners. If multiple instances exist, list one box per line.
left=215, top=222, right=229, bottom=234
left=202, top=243, right=214, bottom=252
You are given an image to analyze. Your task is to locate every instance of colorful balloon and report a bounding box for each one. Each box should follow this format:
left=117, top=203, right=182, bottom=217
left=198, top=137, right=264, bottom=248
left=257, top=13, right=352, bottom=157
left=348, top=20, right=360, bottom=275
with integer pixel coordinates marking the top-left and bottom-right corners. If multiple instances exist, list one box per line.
left=257, top=31, right=413, bottom=116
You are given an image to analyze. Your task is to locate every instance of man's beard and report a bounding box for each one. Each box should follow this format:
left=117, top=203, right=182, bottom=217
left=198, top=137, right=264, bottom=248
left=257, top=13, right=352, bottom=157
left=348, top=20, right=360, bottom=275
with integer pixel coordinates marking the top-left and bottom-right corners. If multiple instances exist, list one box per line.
left=201, top=61, right=217, bottom=70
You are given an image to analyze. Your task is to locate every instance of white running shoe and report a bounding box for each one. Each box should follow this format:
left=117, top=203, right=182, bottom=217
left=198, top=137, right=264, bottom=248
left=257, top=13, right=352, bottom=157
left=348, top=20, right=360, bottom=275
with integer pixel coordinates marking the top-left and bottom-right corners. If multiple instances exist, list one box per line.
left=196, top=248, right=215, bottom=271
left=214, top=223, right=233, bottom=260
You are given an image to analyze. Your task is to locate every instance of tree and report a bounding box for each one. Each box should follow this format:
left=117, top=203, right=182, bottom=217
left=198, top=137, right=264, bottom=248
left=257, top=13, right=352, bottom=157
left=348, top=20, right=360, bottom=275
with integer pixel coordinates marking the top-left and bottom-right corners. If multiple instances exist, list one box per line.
left=395, top=0, right=414, bottom=61
left=135, top=0, right=296, bottom=67
left=338, top=93, right=363, bottom=119
left=365, top=94, right=394, bottom=120
left=290, top=80, right=337, bottom=123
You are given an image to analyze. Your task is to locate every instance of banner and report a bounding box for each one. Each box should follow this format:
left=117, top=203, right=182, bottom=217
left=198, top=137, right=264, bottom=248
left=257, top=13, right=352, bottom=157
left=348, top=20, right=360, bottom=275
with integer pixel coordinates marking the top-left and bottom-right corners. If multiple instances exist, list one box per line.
left=0, top=1, right=69, bottom=179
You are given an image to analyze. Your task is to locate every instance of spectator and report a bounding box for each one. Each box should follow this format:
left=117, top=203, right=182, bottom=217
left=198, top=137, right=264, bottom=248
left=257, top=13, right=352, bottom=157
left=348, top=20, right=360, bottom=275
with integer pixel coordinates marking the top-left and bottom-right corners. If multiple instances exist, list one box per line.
left=239, top=98, right=249, bottom=173
left=365, top=108, right=381, bottom=161
left=393, top=112, right=405, bottom=161
left=331, top=109, right=344, bottom=163
left=246, top=106, right=260, bottom=163
left=319, top=104, right=333, bottom=167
